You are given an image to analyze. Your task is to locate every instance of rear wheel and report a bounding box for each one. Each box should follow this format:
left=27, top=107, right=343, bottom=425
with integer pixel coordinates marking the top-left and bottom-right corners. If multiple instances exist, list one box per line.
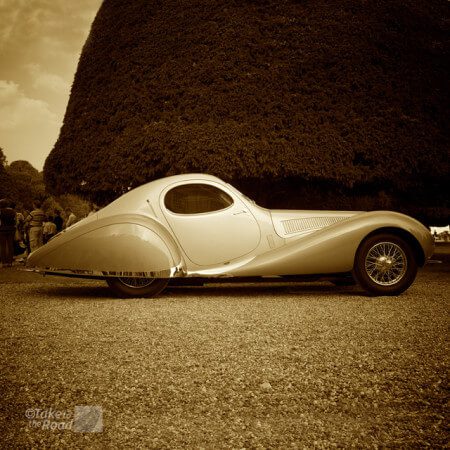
left=106, top=277, right=168, bottom=298
left=353, top=233, right=417, bottom=296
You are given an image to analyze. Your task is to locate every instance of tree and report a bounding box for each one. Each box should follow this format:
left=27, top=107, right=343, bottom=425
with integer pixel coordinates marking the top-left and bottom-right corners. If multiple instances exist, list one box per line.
left=44, top=0, right=450, bottom=223
left=0, top=147, right=6, bottom=169
left=0, top=151, right=90, bottom=215
left=0, top=147, right=12, bottom=202
left=5, top=161, right=46, bottom=209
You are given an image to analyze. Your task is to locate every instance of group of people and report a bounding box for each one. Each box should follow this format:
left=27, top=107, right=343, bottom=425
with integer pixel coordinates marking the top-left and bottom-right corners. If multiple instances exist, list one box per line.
left=0, top=198, right=78, bottom=267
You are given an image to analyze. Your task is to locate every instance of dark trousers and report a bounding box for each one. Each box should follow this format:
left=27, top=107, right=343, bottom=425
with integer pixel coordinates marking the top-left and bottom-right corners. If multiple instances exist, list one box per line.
left=0, top=229, right=15, bottom=265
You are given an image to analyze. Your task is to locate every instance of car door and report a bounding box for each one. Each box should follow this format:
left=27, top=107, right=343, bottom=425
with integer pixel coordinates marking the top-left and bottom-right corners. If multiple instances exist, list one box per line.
left=161, top=182, right=261, bottom=266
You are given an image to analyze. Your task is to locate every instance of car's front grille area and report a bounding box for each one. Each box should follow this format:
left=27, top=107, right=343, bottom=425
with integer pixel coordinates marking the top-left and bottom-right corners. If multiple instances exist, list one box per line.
left=282, top=216, right=347, bottom=234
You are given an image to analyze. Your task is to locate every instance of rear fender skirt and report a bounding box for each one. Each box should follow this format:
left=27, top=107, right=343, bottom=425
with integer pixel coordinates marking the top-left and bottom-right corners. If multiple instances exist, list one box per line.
left=26, top=214, right=184, bottom=276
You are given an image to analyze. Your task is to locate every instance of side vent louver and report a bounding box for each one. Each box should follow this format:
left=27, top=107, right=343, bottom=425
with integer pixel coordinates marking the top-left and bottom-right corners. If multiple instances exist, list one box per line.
left=282, top=217, right=347, bottom=235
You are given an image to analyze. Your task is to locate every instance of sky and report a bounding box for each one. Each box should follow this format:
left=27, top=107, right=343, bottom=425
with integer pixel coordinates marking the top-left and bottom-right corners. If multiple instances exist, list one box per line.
left=0, top=0, right=103, bottom=171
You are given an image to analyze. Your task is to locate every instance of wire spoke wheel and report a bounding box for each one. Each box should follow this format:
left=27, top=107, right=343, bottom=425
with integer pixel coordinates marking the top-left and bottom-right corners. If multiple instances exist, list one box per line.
left=106, top=276, right=168, bottom=298
left=117, top=277, right=156, bottom=288
left=365, top=242, right=407, bottom=286
left=353, top=233, right=417, bottom=296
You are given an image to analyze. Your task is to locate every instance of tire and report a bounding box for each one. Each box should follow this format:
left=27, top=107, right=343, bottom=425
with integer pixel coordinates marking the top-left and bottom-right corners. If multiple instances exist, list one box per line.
left=105, top=277, right=168, bottom=298
left=353, top=233, right=417, bottom=296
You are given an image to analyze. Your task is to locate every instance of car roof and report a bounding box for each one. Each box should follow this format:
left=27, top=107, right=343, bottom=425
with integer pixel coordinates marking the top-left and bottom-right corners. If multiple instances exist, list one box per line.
left=98, top=173, right=225, bottom=217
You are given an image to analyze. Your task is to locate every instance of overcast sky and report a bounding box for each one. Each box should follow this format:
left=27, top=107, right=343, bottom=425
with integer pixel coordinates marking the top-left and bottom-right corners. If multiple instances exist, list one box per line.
left=0, top=0, right=103, bottom=171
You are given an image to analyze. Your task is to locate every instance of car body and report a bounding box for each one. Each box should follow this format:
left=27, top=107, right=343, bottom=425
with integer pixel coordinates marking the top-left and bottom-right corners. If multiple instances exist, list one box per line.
left=27, top=173, right=434, bottom=297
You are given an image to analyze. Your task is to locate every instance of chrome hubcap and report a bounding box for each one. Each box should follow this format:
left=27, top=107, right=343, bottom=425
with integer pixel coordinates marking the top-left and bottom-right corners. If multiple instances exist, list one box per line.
left=365, top=242, right=407, bottom=286
left=119, top=277, right=155, bottom=288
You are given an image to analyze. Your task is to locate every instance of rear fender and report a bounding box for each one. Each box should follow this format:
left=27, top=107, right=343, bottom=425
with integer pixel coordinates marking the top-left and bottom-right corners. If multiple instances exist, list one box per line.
left=26, top=214, right=183, bottom=277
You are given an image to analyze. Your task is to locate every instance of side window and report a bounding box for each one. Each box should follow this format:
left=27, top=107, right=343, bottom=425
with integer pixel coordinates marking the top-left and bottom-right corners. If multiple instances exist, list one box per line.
left=164, top=184, right=234, bottom=214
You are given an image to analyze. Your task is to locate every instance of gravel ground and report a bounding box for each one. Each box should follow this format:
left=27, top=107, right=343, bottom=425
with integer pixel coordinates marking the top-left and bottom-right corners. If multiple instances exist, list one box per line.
left=0, top=263, right=448, bottom=448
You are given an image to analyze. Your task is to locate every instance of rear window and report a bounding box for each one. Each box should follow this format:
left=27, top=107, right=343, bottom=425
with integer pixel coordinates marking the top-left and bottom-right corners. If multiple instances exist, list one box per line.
left=164, top=184, right=234, bottom=214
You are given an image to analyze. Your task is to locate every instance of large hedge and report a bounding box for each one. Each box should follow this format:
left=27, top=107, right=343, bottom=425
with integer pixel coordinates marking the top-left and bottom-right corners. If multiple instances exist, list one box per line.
left=44, top=0, right=449, bottom=223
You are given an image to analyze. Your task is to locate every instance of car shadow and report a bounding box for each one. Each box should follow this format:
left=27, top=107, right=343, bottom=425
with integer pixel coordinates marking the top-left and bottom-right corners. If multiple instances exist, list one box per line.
left=32, top=280, right=368, bottom=300
left=34, top=284, right=116, bottom=300
left=164, top=282, right=367, bottom=298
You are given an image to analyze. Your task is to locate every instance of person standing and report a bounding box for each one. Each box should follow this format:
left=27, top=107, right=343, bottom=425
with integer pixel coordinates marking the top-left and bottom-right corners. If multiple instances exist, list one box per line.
left=43, top=216, right=57, bottom=244
left=25, top=200, right=45, bottom=253
left=14, top=205, right=25, bottom=243
left=22, top=209, right=31, bottom=254
left=13, top=204, right=26, bottom=257
left=0, top=198, right=16, bottom=267
left=65, top=208, right=77, bottom=228
left=53, top=209, right=63, bottom=232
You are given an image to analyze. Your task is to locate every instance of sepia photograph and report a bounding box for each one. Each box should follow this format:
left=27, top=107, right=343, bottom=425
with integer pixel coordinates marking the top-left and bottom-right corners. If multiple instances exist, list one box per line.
left=1, top=0, right=448, bottom=447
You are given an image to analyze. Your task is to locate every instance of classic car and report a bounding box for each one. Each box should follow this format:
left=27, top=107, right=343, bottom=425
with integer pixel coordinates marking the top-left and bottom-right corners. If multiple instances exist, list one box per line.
left=26, top=174, right=434, bottom=297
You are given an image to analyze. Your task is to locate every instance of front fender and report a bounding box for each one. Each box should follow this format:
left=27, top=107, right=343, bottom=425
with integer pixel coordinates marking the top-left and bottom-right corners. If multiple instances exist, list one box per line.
left=232, top=211, right=433, bottom=277
left=26, top=214, right=183, bottom=277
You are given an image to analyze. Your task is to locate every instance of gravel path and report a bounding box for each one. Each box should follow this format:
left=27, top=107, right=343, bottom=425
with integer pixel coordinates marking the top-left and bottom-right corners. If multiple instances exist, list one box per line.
left=1, top=265, right=448, bottom=448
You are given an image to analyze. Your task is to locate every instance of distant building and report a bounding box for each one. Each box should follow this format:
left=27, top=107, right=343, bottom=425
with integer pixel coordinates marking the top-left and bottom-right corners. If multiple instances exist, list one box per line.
left=430, top=226, right=450, bottom=242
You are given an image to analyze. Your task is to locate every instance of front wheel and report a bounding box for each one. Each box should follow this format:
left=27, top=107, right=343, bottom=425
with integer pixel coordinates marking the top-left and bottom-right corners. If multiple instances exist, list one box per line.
left=106, top=276, right=168, bottom=298
left=353, top=233, right=417, bottom=296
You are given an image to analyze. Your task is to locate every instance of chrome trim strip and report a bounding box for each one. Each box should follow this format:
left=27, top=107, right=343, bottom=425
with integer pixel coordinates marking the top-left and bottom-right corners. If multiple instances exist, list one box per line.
left=25, top=267, right=176, bottom=279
